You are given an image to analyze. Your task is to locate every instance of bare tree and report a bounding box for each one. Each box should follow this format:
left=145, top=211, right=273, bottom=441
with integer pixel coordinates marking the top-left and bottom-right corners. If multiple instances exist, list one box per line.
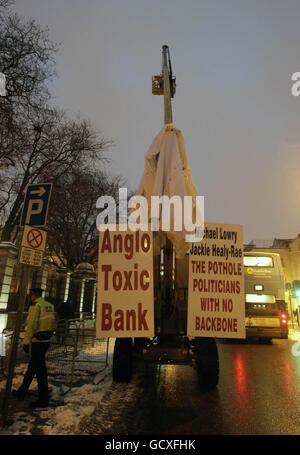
left=0, top=1, right=14, bottom=11
left=0, top=11, right=57, bottom=107
left=0, top=1, right=120, bottom=259
left=0, top=106, right=112, bottom=241
left=46, top=170, right=125, bottom=270
left=0, top=2, right=58, bottom=167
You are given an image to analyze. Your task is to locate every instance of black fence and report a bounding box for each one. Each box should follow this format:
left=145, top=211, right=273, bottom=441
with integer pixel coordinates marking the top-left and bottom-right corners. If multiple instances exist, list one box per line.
left=0, top=313, right=110, bottom=394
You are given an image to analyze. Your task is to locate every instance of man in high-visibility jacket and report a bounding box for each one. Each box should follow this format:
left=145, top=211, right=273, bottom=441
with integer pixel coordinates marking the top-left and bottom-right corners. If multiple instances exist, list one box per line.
left=13, top=288, right=55, bottom=408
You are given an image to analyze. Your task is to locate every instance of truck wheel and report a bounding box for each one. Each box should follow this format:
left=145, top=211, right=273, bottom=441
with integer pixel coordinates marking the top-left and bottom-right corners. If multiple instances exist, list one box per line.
left=194, top=337, right=219, bottom=392
left=113, top=338, right=133, bottom=382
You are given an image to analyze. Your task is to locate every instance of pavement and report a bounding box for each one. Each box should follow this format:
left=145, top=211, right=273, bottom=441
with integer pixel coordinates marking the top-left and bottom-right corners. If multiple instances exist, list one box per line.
left=0, top=337, right=114, bottom=434
left=0, top=367, right=112, bottom=434
left=288, top=322, right=300, bottom=341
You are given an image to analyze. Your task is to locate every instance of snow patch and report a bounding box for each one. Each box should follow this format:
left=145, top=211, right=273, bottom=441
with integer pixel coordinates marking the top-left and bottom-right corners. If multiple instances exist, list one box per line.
left=0, top=339, right=115, bottom=434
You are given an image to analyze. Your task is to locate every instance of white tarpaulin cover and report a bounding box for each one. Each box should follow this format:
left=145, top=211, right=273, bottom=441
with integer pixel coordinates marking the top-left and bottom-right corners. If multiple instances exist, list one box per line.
left=136, top=125, right=202, bottom=258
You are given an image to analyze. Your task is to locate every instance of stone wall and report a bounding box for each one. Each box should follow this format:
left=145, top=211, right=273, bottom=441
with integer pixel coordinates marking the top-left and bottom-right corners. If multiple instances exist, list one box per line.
left=0, top=241, right=96, bottom=316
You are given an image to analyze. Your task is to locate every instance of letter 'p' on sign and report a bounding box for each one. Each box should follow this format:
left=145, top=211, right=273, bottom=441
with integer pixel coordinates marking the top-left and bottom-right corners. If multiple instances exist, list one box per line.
left=20, top=183, right=52, bottom=227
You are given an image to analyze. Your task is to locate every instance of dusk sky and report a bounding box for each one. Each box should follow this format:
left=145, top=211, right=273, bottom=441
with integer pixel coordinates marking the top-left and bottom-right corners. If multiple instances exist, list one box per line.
left=14, top=0, right=300, bottom=243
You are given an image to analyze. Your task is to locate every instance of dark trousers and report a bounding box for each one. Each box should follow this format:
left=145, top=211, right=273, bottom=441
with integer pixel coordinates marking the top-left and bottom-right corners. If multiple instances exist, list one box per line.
left=18, top=342, right=50, bottom=403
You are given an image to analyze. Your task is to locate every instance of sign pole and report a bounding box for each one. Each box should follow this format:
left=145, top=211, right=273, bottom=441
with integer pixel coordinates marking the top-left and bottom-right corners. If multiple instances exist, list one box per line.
left=1, top=265, right=31, bottom=426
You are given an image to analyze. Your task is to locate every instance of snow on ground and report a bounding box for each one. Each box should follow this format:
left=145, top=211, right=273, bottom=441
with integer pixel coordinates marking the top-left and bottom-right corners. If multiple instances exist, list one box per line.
left=39, top=378, right=113, bottom=435
left=0, top=339, right=116, bottom=435
left=289, top=327, right=300, bottom=342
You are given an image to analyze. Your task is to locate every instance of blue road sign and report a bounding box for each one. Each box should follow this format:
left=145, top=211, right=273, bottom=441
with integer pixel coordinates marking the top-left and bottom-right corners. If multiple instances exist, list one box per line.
left=20, top=183, right=53, bottom=227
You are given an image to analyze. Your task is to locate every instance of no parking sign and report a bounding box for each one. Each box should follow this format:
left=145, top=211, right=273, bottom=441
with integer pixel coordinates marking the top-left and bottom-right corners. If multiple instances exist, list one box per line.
left=19, top=225, right=47, bottom=267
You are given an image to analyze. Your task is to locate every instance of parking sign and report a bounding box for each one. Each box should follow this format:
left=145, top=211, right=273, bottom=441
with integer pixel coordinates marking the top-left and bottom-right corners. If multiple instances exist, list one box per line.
left=20, top=183, right=52, bottom=227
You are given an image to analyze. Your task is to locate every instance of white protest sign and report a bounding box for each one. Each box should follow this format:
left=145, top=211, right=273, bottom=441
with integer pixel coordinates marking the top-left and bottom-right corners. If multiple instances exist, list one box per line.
left=187, top=222, right=245, bottom=339
left=96, top=225, right=154, bottom=338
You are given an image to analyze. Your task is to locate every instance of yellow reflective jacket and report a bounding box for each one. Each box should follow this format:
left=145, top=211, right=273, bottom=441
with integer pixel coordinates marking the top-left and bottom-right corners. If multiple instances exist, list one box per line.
left=23, top=297, right=55, bottom=344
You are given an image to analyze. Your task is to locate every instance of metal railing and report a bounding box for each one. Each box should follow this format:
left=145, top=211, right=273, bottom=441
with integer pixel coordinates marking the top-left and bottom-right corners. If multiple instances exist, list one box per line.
left=48, top=318, right=109, bottom=392
left=0, top=314, right=109, bottom=394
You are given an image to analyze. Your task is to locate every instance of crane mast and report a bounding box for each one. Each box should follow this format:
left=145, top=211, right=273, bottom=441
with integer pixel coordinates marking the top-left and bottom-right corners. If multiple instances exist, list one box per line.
left=152, top=45, right=177, bottom=320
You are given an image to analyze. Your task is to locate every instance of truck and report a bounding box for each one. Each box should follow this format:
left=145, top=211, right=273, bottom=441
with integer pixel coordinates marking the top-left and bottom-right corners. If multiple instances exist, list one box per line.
left=112, top=46, right=219, bottom=392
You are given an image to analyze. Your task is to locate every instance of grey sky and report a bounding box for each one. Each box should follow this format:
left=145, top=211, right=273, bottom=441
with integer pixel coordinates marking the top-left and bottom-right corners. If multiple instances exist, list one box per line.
left=13, top=0, right=300, bottom=243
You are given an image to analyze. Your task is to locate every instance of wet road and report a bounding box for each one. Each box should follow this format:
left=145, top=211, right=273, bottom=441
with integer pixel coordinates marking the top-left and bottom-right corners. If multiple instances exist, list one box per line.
left=81, top=338, right=300, bottom=435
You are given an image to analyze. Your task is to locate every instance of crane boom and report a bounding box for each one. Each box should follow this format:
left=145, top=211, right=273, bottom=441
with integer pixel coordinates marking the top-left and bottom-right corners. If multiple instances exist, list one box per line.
left=152, top=45, right=177, bottom=319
